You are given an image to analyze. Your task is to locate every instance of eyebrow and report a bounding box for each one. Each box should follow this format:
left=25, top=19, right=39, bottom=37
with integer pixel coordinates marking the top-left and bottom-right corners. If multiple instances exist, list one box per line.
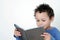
left=35, top=17, right=47, bottom=19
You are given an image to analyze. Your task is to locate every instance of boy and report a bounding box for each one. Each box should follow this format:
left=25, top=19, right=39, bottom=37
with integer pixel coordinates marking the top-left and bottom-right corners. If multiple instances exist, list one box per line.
left=14, top=4, right=60, bottom=40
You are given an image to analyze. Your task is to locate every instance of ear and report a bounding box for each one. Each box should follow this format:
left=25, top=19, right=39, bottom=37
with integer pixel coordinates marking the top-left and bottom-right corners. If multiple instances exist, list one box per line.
left=51, top=16, right=54, bottom=22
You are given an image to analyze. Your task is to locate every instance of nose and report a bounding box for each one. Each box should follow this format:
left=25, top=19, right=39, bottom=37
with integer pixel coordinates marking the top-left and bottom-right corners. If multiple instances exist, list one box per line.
left=37, top=21, right=44, bottom=27
left=39, top=21, right=43, bottom=25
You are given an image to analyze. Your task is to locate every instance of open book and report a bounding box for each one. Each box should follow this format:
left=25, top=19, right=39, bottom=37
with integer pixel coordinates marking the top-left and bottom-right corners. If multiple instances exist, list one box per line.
left=14, top=24, right=45, bottom=40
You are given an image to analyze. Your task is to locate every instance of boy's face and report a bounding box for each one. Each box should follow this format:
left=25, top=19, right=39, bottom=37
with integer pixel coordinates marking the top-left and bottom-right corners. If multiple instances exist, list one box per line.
left=35, top=11, right=54, bottom=29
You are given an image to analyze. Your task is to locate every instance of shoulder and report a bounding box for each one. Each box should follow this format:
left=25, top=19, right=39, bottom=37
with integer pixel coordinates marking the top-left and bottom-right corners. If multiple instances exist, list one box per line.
left=51, top=27, right=60, bottom=32
left=46, top=27, right=59, bottom=32
left=46, top=27, right=60, bottom=35
left=51, top=27, right=60, bottom=37
left=51, top=27, right=60, bottom=40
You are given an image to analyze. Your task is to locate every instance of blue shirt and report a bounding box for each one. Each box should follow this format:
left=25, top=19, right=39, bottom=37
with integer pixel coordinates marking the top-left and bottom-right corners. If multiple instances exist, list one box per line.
left=14, top=27, right=60, bottom=40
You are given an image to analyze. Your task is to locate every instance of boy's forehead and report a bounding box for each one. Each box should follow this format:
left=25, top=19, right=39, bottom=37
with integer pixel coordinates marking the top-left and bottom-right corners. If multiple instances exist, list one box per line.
left=35, top=12, right=49, bottom=19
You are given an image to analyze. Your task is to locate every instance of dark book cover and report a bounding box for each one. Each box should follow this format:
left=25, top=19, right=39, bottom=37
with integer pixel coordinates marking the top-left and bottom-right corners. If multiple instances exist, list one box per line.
left=14, top=24, right=45, bottom=40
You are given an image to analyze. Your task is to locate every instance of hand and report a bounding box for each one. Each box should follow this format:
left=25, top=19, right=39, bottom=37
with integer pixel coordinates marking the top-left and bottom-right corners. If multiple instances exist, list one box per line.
left=41, top=32, right=51, bottom=40
left=14, top=29, right=22, bottom=37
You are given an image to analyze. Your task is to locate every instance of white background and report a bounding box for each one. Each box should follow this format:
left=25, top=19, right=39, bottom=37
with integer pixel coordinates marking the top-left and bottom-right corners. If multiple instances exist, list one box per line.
left=0, top=0, right=60, bottom=40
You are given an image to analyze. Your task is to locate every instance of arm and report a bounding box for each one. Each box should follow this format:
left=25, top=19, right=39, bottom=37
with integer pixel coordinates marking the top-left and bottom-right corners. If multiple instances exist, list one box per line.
left=54, top=28, right=60, bottom=40
left=41, top=32, right=56, bottom=40
left=14, top=35, right=22, bottom=40
left=14, top=29, right=22, bottom=40
left=51, top=36, right=55, bottom=40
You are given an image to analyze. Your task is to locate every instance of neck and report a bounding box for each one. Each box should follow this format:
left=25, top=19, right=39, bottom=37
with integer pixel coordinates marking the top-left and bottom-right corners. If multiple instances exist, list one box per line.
left=45, top=26, right=51, bottom=30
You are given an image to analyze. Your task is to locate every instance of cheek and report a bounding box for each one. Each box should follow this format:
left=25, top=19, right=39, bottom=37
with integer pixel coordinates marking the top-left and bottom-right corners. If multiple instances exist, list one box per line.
left=42, top=20, right=51, bottom=28
left=36, top=22, right=47, bottom=27
left=36, top=22, right=43, bottom=27
left=43, top=20, right=51, bottom=28
left=36, top=20, right=51, bottom=28
left=44, top=21, right=49, bottom=24
left=36, top=22, right=40, bottom=27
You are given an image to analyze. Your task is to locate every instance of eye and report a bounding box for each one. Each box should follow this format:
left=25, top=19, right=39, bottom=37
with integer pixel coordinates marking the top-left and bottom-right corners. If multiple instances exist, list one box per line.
left=42, top=20, right=46, bottom=22
left=36, top=20, right=40, bottom=22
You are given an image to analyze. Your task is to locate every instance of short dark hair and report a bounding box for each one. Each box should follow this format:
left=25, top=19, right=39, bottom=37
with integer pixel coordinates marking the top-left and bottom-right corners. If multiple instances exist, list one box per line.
left=34, top=4, right=54, bottom=19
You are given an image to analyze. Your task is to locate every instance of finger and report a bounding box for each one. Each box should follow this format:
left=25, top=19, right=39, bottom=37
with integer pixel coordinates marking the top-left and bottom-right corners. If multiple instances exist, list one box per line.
left=41, top=32, right=48, bottom=37
left=18, top=33, right=22, bottom=36
left=16, top=32, right=21, bottom=36
left=16, top=31, right=21, bottom=34
left=15, top=29, right=17, bottom=30
left=14, top=31, right=21, bottom=35
left=43, top=32, right=49, bottom=35
left=41, top=34, right=46, bottom=37
left=18, top=32, right=21, bottom=34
